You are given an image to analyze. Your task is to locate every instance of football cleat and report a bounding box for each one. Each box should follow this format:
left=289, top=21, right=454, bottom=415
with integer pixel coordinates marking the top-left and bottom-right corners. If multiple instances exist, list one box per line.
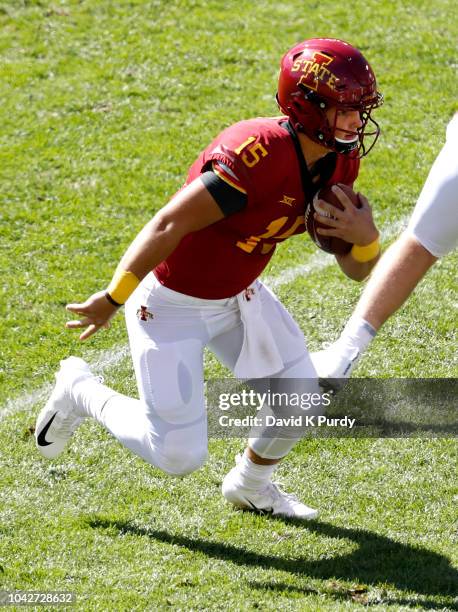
left=222, top=466, right=318, bottom=520
left=35, top=357, right=96, bottom=459
left=310, top=343, right=361, bottom=391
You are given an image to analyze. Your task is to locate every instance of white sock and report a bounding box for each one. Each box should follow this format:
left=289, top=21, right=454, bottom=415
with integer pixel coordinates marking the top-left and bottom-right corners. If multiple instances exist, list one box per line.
left=235, top=449, right=278, bottom=491
left=336, top=315, right=377, bottom=357
left=71, top=377, right=118, bottom=422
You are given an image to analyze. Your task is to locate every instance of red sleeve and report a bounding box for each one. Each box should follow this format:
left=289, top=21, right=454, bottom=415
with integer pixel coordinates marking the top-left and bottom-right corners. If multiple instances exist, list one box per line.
left=201, top=123, right=267, bottom=200
left=186, top=119, right=292, bottom=208
left=212, top=160, right=247, bottom=194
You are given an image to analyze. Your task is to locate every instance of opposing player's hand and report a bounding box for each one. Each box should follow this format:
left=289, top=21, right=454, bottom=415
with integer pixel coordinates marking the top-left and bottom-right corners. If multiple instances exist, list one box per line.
left=314, top=185, right=379, bottom=246
left=66, top=291, right=120, bottom=341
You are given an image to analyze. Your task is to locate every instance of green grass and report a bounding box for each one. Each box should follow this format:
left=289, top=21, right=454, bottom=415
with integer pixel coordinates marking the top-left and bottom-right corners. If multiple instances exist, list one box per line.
left=0, top=0, right=457, bottom=610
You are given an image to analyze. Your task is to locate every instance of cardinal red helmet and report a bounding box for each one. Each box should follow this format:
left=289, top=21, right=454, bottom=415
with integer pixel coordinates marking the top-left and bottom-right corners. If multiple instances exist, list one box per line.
left=277, top=38, right=383, bottom=157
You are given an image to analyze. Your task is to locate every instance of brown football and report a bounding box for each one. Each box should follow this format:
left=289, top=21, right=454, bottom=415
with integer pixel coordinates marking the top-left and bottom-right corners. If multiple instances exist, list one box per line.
left=306, top=183, right=361, bottom=255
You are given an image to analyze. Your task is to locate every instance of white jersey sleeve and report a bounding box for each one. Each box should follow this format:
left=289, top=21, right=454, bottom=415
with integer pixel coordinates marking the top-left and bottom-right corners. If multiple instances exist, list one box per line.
left=407, top=113, right=458, bottom=257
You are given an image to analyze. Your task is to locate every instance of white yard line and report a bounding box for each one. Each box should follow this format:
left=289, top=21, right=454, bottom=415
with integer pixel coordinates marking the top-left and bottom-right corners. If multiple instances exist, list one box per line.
left=0, top=216, right=408, bottom=424
left=263, top=250, right=333, bottom=289
left=0, top=346, right=132, bottom=423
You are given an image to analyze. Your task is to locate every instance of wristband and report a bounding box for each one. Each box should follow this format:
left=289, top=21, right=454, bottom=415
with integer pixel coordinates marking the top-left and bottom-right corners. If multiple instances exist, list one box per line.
left=351, top=238, right=380, bottom=263
left=106, top=269, right=140, bottom=305
left=105, top=291, right=122, bottom=308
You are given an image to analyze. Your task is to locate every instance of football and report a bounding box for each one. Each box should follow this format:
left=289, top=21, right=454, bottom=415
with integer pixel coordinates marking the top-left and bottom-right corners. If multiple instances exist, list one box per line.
left=306, top=183, right=361, bottom=254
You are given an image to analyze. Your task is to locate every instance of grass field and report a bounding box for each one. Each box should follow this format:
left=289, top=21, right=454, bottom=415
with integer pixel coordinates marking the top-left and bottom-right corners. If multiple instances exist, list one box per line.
left=0, top=0, right=457, bottom=610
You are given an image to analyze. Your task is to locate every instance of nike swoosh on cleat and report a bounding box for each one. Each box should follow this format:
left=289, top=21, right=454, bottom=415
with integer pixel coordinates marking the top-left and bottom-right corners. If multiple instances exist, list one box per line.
left=246, top=500, right=273, bottom=514
left=37, top=412, right=58, bottom=446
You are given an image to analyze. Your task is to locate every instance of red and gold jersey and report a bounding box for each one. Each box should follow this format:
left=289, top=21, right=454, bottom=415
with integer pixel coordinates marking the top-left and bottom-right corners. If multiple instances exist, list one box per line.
left=154, top=117, right=359, bottom=298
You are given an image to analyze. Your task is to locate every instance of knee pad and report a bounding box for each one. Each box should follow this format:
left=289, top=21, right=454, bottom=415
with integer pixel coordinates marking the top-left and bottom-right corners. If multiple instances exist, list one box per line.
left=159, top=445, right=208, bottom=477
left=156, top=423, right=208, bottom=476
left=138, top=340, right=205, bottom=426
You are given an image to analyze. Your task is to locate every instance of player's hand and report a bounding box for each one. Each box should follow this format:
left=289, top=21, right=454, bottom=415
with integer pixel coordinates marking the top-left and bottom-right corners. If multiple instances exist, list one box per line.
left=66, top=291, right=120, bottom=341
left=314, top=185, right=379, bottom=246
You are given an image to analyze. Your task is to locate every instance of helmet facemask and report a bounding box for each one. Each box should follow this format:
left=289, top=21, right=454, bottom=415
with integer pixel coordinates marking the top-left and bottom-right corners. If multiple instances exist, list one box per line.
left=355, top=98, right=383, bottom=157
left=289, top=86, right=383, bottom=158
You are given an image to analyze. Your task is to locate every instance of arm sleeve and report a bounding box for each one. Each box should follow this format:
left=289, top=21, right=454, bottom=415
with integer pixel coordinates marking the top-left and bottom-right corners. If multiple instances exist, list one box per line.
left=200, top=161, right=247, bottom=216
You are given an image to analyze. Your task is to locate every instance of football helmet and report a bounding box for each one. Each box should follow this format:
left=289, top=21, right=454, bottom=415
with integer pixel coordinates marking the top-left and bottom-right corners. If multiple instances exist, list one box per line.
left=277, top=38, right=383, bottom=157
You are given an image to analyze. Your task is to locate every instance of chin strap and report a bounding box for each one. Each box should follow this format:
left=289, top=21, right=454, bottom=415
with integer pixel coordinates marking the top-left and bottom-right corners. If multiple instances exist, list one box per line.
left=333, top=138, right=359, bottom=154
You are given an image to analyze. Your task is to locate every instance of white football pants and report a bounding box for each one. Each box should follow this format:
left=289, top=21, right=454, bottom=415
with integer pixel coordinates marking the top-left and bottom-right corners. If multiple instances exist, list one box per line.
left=85, top=274, right=320, bottom=476
left=407, top=113, right=458, bottom=257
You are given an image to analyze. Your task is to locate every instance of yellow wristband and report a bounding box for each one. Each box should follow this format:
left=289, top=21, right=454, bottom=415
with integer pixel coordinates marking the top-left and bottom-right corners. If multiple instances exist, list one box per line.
left=106, top=269, right=140, bottom=305
left=350, top=238, right=380, bottom=263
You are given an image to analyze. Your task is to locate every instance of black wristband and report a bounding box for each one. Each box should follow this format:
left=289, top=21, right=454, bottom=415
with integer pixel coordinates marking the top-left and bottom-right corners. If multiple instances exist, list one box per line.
left=105, top=291, right=122, bottom=308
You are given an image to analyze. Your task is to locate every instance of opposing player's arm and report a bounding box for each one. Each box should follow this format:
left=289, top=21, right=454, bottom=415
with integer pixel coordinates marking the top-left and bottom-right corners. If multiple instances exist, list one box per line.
left=66, top=178, right=226, bottom=340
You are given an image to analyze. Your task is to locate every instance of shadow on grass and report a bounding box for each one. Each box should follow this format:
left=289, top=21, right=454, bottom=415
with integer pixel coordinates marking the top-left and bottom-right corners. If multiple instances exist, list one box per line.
left=246, top=579, right=457, bottom=610
left=88, top=516, right=458, bottom=607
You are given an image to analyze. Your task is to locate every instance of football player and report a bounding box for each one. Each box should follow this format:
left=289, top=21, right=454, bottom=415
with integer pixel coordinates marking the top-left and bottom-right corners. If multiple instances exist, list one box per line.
left=36, top=39, right=383, bottom=519
left=312, top=112, right=458, bottom=387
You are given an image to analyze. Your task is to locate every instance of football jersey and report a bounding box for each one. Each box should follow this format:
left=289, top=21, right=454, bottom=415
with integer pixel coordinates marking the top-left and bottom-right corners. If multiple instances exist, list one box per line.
left=154, top=117, right=359, bottom=298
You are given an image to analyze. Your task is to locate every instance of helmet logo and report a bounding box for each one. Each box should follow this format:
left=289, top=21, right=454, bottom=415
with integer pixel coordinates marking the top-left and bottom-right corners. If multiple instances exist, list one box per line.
left=292, top=51, right=337, bottom=91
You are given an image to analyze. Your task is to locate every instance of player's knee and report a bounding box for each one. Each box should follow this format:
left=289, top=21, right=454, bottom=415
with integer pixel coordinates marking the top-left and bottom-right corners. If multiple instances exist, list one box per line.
left=159, top=446, right=208, bottom=477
